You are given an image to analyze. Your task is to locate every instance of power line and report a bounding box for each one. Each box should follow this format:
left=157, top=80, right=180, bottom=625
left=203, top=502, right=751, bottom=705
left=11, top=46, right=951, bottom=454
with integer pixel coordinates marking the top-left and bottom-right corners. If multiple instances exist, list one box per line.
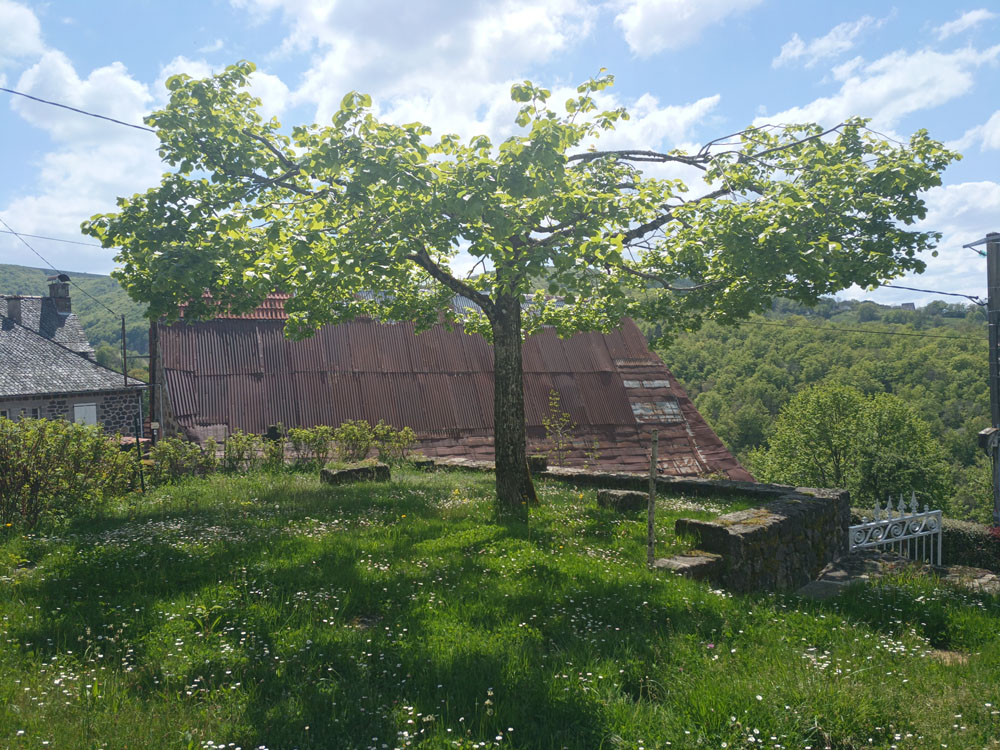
left=755, top=319, right=985, bottom=343
left=0, top=217, right=119, bottom=317
left=880, top=283, right=985, bottom=306
left=0, top=229, right=104, bottom=248
left=0, top=86, right=156, bottom=133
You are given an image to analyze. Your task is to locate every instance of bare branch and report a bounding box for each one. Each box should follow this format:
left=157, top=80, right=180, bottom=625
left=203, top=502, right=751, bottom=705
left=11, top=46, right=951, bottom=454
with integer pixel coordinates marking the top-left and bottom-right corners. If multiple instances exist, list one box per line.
left=567, top=149, right=708, bottom=168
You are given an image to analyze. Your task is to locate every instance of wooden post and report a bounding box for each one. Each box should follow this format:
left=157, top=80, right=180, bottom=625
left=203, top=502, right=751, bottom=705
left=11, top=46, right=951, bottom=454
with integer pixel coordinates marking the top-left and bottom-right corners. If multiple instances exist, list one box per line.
left=121, top=315, right=128, bottom=387
left=647, top=430, right=658, bottom=569
left=988, top=232, right=1000, bottom=526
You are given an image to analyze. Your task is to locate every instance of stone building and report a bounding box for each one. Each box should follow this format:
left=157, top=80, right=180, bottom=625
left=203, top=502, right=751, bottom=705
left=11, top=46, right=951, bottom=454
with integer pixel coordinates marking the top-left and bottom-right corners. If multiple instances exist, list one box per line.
left=0, top=275, right=145, bottom=435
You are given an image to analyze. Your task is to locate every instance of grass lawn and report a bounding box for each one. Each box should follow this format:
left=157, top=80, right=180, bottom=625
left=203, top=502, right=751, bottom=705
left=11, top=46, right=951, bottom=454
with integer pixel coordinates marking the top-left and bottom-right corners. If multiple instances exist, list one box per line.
left=1, top=468, right=998, bottom=749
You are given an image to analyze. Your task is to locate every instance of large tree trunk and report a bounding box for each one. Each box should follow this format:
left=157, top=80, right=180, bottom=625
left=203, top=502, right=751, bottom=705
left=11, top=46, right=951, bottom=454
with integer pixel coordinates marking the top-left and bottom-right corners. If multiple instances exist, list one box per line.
left=492, top=293, right=537, bottom=518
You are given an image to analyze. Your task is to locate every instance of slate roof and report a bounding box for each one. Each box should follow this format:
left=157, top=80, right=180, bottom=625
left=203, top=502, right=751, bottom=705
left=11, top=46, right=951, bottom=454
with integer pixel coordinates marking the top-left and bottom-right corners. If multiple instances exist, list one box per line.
left=158, top=295, right=750, bottom=480
left=0, top=316, right=143, bottom=398
left=0, top=295, right=94, bottom=358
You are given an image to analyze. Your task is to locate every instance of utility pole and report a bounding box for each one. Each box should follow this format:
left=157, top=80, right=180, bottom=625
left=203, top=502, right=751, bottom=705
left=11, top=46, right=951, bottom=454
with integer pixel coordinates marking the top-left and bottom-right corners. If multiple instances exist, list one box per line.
left=987, top=233, right=1000, bottom=526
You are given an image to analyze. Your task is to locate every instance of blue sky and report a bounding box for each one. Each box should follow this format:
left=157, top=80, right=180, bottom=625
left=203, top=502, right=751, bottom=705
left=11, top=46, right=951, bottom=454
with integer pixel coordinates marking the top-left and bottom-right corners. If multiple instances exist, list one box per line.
left=1, top=0, right=998, bottom=306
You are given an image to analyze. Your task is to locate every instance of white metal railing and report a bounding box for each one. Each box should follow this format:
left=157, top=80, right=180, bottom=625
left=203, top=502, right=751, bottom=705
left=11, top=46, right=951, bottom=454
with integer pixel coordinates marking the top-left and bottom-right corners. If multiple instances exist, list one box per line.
left=849, top=492, right=943, bottom=566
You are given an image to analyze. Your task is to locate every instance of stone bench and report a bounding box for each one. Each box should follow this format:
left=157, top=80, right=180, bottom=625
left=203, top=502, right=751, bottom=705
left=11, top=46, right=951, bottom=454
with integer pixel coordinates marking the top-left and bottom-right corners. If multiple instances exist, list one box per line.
left=597, top=489, right=649, bottom=512
left=320, top=462, right=391, bottom=486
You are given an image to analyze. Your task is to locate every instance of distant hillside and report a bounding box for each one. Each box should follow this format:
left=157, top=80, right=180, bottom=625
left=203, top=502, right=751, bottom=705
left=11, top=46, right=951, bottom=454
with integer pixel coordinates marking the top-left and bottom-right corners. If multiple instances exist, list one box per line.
left=0, top=263, right=148, bottom=353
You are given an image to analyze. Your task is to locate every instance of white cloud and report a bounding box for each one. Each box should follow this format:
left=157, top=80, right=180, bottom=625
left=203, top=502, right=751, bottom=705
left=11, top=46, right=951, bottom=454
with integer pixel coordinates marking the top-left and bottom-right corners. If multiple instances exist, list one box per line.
left=2, top=52, right=162, bottom=273
left=233, top=0, right=595, bottom=139
left=951, top=110, right=1000, bottom=152
left=758, top=44, right=1000, bottom=129
left=199, top=38, right=225, bottom=54
left=0, top=0, right=43, bottom=69
left=614, top=0, right=763, bottom=57
left=13, top=50, right=152, bottom=142
left=772, top=16, right=881, bottom=69
left=936, top=9, right=997, bottom=40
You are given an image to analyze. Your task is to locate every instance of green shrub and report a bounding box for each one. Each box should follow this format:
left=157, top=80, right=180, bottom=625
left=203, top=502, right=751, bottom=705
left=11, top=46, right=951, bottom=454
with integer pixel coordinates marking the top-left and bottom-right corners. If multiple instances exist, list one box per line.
left=222, top=430, right=262, bottom=473
left=148, top=436, right=217, bottom=485
left=941, top=518, right=1000, bottom=572
left=373, top=420, right=417, bottom=464
left=262, top=435, right=286, bottom=472
left=333, top=420, right=374, bottom=462
left=288, top=425, right=336, bottom=466
left=0, top=417, right=136, bottom=528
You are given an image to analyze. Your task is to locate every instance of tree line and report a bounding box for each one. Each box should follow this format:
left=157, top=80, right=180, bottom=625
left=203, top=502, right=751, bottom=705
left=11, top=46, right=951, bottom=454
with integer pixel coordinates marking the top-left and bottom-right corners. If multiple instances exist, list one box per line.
left=655, top=298, right=992, bottom=522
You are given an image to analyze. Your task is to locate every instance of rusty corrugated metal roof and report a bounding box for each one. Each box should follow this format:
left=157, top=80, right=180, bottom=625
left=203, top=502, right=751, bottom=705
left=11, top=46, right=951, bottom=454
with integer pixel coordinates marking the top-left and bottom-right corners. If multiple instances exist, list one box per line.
left=158, top=294, right=750, bottom=479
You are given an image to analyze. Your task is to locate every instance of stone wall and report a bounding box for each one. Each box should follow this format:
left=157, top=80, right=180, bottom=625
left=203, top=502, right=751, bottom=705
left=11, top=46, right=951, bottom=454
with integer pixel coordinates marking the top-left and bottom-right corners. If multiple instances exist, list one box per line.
left=675, top=490, right=851, bottom=593
left=0, top=389, right=144, bottom=436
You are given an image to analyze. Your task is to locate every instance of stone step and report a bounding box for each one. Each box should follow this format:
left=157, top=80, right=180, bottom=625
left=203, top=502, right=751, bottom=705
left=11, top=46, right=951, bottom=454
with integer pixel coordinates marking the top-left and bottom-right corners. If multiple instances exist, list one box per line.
left=652, top=552, right=723, bottom=581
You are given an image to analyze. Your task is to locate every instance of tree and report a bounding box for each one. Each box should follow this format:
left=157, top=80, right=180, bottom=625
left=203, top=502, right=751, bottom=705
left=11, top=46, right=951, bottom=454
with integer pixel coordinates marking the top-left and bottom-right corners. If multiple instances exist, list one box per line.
left=82, top=62, right=956, bottom=518
left=749, top=384, right=950, bottom=507
left=747, top=384, right=863, bottom=491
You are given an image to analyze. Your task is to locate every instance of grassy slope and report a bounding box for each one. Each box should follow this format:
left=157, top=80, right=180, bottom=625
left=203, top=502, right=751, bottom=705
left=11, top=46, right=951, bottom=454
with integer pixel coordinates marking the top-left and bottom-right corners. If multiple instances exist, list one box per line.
left=0, top=263, right=148, bottom=352
left=1, top=469, right=998, bottom=749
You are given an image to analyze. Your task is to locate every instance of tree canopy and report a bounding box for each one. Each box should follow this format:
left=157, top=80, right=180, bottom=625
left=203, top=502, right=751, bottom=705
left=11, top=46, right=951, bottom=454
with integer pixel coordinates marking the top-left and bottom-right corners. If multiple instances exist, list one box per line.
left=749, top=383, right=950, bottom=509
left=83, top=62, right=958, bottom=514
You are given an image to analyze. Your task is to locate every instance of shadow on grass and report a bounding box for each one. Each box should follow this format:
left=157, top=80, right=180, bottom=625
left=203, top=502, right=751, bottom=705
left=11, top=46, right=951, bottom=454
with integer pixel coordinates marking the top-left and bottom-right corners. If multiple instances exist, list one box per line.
left=790, top=570, right=1000, bottom=651
left=4, top=471, right=739, bottom=749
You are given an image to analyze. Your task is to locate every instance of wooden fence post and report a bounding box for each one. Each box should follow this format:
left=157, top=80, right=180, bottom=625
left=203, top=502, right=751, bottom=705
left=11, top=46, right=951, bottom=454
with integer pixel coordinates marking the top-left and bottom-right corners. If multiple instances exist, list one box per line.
left=647, top=430, right=658, bottom=569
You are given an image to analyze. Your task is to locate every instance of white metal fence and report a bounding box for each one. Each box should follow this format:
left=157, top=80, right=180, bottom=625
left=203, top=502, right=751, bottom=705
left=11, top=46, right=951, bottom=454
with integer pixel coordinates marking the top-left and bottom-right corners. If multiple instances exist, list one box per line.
left=849, top=492, right=943, bottom=566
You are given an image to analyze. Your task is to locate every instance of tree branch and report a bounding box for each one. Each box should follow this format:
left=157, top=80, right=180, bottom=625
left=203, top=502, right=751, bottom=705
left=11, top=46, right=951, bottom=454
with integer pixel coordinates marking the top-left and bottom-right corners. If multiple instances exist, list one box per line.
left=241, top=128, right=298, bottom=170
left=620, top=187, right=731, bottom=244
left=567, top=149, right=708, bottom=168
left=406, top=247, right=496, bottom=317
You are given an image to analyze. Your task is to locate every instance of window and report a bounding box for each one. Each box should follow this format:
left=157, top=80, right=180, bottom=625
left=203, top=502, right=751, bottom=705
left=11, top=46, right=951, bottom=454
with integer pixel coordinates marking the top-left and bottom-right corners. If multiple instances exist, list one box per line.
left=73, top=403, right=97, bottom=426
left=0, top=410, right=7, bottom=419
left=29, top=408, right=39, bottom=419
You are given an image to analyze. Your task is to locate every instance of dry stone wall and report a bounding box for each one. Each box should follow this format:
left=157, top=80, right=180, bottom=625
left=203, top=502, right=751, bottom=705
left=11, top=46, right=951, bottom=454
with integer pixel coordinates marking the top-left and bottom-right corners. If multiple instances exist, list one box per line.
left=675, top=491, right=851, bottom=593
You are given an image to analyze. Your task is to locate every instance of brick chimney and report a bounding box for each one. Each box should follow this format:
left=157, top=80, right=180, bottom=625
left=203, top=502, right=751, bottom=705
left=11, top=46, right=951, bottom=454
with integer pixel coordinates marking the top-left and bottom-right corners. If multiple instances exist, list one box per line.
left=6, top=296, right=22, bottom=324
left=47, top=274, right=71, bottom=314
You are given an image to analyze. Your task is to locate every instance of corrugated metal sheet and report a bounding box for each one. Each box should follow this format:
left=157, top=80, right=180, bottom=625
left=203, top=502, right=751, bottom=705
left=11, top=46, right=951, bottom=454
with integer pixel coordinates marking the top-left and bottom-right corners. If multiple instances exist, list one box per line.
left=158, top=293, right=749, bottom=479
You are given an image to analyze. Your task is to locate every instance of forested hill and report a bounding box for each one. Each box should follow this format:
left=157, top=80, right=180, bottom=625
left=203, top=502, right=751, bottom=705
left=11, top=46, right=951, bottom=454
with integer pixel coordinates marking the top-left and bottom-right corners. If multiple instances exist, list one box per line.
left=655, top=298, right=990, bottom=516
left=0, top=263, right=148, bottom=353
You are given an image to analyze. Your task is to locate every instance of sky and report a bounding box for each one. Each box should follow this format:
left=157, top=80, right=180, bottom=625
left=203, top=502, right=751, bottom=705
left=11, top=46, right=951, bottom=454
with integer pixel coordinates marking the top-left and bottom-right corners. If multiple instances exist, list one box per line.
left=1, top=0, right=999, bottom=308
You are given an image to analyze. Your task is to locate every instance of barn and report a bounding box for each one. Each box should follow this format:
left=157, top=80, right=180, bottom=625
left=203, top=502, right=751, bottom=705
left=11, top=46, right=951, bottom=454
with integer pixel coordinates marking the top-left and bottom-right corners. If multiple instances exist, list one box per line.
left=150, top=294, right=749, bottom=479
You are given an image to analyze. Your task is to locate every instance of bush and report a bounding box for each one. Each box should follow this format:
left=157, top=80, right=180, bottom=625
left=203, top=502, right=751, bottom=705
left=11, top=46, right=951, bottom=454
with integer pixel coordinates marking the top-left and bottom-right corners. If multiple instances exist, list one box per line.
left=262, top=435, right=286, bottom=472
left=373, top=420, right=416, bottom=464
left=0, top=417, right=136, bottom=528
left=149, top=436, right=217, bottom=485
left=941, top=518, right=1000, bottom=572
left=288, top=425, right=336, bottom=467
left=221, top=430, right=263, bottom=473
left=333, top=420, right=374, bottom=462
